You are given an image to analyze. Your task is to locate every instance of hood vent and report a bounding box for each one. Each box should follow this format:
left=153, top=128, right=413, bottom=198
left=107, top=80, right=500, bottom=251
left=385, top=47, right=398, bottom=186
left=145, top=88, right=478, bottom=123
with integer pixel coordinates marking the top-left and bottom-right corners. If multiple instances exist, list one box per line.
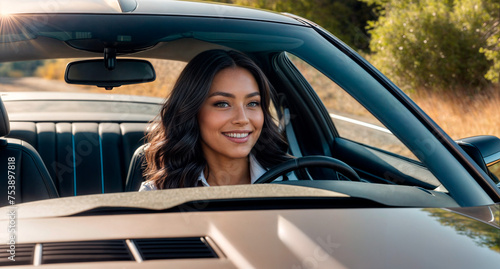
left=134, top=237, right=218, bottom=260
left=0, top=243, right=35, bottom=266
left=42, top=240, right=133, bottom=264
left=0, top=237, right=218, bottom=266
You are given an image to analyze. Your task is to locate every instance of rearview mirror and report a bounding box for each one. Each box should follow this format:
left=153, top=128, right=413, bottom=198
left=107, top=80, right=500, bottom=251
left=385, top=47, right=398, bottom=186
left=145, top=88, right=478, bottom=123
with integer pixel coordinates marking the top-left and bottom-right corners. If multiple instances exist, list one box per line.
left=456, top=135, right=500, bottom=188
left=65, top=59, right=156, bottom=89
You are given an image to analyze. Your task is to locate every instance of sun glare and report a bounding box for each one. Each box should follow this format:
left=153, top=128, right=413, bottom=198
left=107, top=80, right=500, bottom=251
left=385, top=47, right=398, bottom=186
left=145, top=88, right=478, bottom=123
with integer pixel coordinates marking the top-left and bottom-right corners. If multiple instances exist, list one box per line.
left=0, top=13, right=15, bottom=32
left=0, top=11, right=35, bottom=46
left=0, top=6, right=13, bottom=17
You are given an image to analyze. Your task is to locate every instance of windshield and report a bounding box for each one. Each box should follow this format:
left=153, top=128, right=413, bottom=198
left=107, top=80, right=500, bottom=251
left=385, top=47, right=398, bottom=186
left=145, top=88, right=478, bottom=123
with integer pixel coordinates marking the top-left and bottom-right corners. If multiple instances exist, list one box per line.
left=0, top=10, right=496, bottom=211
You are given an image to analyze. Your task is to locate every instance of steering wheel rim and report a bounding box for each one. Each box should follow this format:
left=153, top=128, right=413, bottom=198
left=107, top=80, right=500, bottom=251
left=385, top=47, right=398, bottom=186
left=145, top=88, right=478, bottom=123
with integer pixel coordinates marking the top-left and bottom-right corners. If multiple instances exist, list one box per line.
left=254, top=156, right=361, bottom=184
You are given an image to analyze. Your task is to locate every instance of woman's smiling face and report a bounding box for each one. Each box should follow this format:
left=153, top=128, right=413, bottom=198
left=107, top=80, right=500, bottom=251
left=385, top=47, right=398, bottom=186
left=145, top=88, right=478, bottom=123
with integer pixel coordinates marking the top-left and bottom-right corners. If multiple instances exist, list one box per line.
left=198, top=66, right=264, bottom=162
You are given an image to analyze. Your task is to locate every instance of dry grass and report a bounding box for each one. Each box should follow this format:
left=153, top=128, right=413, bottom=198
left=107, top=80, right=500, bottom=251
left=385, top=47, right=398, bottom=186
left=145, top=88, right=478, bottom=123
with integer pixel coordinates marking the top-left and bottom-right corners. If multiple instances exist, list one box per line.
left=409, top=86, right=500, bottom=140
left=35, top=59, right=68, bottom=81
left=289, top=54, right=373, bottom=119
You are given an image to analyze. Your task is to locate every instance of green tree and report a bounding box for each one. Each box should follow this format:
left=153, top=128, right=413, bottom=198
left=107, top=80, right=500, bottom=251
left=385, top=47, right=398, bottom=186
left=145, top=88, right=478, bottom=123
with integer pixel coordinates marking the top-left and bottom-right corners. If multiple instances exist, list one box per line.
left=424, top=208, right=500, bottom=253
left=479, top=0, right=500, bottom=83
left=363, top=0, right=499, bottom=92
left=0, top=60, right=44, bottom=77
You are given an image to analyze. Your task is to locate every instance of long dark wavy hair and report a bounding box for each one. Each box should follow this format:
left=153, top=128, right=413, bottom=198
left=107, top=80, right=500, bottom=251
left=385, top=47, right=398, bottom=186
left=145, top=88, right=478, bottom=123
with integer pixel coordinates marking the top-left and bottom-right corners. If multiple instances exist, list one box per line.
left=144, top=49, right=290, bottom=189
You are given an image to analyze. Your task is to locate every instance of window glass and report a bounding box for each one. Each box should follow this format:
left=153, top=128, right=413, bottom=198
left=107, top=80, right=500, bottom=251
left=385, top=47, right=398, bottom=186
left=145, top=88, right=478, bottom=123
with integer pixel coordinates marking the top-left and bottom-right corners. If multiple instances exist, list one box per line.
left=487, top=162, right=500, bottom=185
left=287, top=53, right=419, bottom=161
left=0, top=59, right=186, bottom=98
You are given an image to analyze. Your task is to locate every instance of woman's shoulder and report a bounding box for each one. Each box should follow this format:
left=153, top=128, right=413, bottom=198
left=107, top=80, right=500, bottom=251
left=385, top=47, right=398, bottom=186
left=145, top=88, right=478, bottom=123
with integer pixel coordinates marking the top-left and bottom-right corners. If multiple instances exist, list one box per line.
left=139, top=181, right=158, bottom=191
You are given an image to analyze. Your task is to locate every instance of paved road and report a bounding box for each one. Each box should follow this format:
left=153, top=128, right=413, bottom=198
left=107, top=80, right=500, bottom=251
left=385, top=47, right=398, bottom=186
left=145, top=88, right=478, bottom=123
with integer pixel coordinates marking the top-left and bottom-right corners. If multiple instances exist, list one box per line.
left=0, top=77, right=87, bottom=92
left=331, top=116, right=414, bottom=158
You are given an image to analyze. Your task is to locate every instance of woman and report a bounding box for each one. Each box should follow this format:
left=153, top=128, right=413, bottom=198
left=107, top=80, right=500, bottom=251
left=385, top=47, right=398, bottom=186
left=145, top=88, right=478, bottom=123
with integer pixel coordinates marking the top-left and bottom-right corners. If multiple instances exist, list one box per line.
left=140, top=49, right=290, bottom=190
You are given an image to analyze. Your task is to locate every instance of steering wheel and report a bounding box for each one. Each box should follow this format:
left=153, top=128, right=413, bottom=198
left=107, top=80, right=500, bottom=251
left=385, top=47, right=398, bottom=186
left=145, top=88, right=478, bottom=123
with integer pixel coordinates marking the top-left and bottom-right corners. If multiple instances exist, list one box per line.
left=254, top=156, right=361, bottom=183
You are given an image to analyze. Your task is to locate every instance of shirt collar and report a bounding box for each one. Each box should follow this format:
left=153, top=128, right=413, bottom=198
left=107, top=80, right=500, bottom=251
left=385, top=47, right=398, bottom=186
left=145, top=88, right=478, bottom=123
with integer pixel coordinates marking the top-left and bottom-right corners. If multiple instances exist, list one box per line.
left=197, top=154, right=266, bottom=186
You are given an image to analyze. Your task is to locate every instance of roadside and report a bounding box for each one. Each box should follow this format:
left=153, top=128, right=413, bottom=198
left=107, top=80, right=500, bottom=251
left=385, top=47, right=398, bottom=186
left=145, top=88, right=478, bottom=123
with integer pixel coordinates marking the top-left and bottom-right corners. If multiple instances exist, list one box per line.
left=410, top=86, right=500, bottom=140
left=0, top=77, right=87, bottom=92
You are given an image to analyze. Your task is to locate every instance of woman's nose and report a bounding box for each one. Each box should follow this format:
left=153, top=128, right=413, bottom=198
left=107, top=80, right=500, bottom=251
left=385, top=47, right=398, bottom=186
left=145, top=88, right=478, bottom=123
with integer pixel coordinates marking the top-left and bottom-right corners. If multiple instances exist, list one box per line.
left=232, top=105, right=249, bottom=125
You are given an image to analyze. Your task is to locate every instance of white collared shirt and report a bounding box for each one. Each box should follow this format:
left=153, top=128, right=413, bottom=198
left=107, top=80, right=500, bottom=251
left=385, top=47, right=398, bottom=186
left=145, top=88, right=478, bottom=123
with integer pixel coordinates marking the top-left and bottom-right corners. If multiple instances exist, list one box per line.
left=139, top=154, right=267, bottom=191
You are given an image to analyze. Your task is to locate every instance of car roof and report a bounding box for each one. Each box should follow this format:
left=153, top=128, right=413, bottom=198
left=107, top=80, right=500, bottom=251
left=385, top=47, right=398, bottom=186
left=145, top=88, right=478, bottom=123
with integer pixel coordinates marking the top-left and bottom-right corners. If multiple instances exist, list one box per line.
left=0, top=0, right=301, bottom=24
left=0, top=0, right=307, bottom=62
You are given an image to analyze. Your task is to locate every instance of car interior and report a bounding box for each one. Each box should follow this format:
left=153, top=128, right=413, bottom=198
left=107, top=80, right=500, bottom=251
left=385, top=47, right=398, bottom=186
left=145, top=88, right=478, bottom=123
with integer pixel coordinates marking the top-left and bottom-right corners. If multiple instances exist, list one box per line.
left=0, top=48, right=461, bottom=208
left=0, top=94, right=160, bottom=202
left=0, top=96, right=58, bottom=205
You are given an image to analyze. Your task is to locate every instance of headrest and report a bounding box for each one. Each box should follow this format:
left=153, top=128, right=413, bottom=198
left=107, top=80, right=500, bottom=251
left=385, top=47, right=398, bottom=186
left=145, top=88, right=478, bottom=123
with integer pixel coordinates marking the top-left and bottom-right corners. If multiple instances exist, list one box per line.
left=0, top=96, right=10, bottom=137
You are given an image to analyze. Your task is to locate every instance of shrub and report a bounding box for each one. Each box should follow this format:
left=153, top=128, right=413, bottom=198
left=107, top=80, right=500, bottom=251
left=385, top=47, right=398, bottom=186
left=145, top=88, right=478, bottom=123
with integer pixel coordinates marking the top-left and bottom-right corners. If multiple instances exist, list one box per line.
left=364, top=0, right=498, bottom=92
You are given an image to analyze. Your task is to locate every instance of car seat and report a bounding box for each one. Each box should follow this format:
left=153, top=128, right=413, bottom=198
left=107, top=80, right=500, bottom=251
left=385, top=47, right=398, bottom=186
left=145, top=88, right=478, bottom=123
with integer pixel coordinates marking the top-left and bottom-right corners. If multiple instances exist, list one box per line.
left=0, top=97, right=59, bottom=206
left=125, top=143, right=148, bottom=191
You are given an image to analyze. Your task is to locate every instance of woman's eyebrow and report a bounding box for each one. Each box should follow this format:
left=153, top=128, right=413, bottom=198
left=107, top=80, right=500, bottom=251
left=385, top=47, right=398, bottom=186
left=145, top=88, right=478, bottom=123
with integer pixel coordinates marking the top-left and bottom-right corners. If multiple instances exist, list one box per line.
left=246, top=92, right=260, bottom=98
left=208, top=91, right=260, bottom=98
left=208, top=91, right=234, bottom=98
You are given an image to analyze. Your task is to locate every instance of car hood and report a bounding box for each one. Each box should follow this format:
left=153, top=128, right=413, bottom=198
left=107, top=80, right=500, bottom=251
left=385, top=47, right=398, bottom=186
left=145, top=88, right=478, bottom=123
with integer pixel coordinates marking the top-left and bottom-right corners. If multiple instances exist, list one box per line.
left=269, top=206, right=500, bottom=268
left=0, top=188, right=498, bottom=268
left=272, top=206, right=500, bottom=268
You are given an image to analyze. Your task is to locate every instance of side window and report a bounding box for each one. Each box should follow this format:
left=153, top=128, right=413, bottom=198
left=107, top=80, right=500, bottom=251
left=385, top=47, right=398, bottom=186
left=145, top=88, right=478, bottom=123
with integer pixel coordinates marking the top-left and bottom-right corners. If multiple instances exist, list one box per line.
left=487, top=162, right=500, bottom=185
left=287, top=54, right=419, bottom=161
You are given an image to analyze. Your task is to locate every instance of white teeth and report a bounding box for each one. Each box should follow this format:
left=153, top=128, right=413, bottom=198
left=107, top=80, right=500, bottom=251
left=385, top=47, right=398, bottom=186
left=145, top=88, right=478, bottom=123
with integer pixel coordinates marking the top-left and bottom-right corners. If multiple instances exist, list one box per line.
left=225, top=133, right=249, bottom=138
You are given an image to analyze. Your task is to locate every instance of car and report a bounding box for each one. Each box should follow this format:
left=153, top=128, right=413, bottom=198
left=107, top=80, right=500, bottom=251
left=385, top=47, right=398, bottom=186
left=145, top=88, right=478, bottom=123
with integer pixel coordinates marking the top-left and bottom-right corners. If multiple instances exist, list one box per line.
left=0, top=0, right=499, bottom=268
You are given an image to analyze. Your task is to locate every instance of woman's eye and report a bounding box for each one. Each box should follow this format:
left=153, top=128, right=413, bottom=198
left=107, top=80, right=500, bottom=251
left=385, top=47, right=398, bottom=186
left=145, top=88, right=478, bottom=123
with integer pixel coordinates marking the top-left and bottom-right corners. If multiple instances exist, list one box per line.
left=248, top=101, right=260, bottom=107
left=214, top=102, right=229, bottom=108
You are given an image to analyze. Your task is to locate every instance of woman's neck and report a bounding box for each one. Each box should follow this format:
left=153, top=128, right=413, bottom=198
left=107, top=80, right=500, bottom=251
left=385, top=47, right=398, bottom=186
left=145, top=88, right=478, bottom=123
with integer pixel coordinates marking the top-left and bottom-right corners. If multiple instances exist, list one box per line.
left=204, top=156, right=251, bottom=186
